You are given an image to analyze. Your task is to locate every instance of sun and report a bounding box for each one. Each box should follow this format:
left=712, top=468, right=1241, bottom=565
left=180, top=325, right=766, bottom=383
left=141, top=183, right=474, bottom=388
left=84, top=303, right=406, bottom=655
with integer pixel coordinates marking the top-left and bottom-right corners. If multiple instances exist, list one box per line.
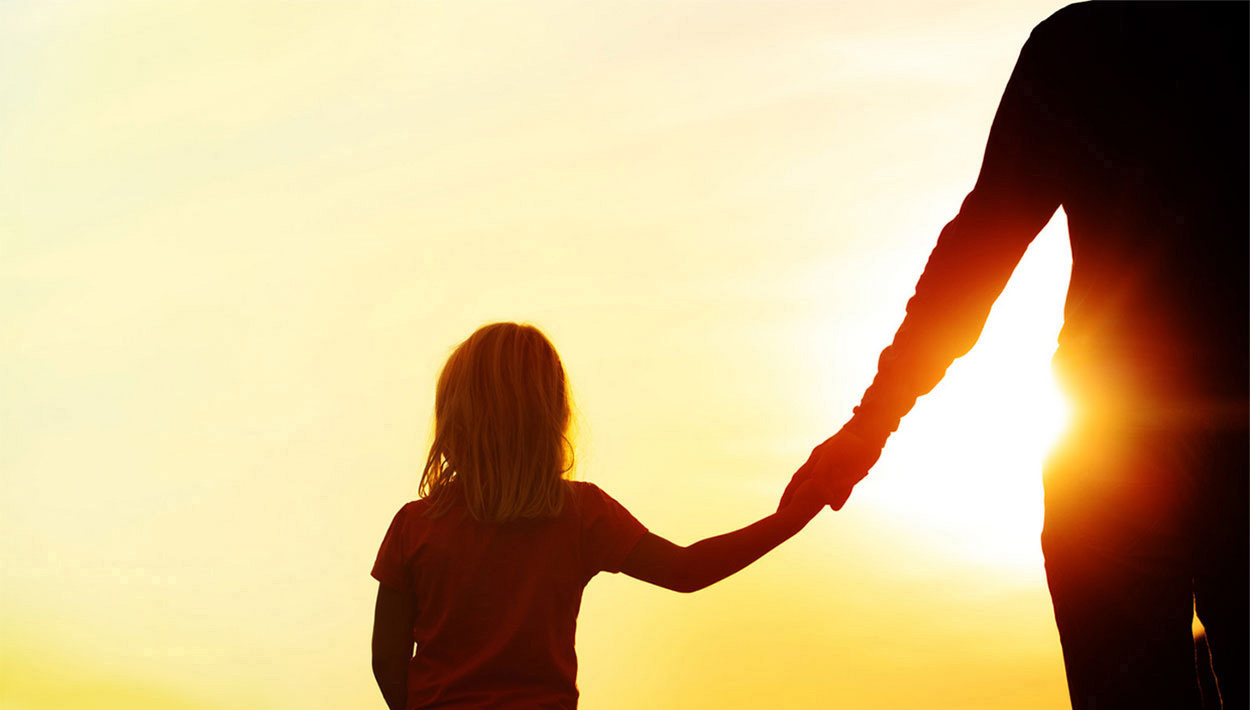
left=853, top=214, right=1073, bottom=573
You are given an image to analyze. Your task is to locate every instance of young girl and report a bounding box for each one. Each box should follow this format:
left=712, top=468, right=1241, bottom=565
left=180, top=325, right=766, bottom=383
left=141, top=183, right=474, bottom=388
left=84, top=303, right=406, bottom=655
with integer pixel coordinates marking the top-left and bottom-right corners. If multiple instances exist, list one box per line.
left=371, top=322, right=830, bottom=709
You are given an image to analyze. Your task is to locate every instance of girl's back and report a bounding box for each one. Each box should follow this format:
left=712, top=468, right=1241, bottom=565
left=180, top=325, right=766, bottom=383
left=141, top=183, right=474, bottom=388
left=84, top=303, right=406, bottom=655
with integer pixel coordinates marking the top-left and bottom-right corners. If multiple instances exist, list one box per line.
left=370, top=322, right=829, bottom=709
left=372, top=481, right=645, bottom=709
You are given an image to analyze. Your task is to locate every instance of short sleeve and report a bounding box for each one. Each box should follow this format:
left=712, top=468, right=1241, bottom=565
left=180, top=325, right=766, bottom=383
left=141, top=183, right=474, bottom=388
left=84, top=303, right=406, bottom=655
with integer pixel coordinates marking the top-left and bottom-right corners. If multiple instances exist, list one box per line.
left=576, top=483, right=648, bottom=577
left=371, top=503, right=415, bottom=592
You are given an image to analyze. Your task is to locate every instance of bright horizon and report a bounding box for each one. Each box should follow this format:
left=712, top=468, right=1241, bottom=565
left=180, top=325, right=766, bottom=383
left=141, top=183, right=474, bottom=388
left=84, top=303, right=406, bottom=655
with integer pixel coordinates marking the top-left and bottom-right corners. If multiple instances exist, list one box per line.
left=3, top=2, right=1074, bottom=708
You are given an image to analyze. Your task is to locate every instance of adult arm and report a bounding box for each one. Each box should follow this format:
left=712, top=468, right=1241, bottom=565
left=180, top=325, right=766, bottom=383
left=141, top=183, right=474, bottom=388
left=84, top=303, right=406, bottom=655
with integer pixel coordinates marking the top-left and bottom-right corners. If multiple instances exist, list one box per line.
left=620, top=480, right=826, bottom=593
left=371, top=582, right=415, bottom=710
left=784, top=14, right=1071, bottom=508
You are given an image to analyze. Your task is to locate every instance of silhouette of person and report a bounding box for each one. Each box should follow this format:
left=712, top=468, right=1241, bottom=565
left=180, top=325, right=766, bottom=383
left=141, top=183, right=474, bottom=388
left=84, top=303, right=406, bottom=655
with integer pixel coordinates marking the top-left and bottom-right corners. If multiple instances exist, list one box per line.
left=781, top=3, right=1247, bottom=708
left=372, top=323, right=832, bottom=710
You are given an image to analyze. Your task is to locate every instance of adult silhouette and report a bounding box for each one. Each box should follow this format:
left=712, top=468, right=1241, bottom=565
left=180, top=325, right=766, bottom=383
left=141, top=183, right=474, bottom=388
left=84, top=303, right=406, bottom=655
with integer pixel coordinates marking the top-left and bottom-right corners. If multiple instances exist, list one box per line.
left=782, top=3, right=1247, bottom=708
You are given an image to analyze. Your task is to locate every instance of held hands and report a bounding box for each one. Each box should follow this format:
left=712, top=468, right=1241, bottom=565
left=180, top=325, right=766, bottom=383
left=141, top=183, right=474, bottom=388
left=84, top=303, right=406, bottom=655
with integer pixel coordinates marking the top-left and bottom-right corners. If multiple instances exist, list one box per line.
left=786, top=475, right=837, bottom=521
left=778, top=426, right=884, bottom=513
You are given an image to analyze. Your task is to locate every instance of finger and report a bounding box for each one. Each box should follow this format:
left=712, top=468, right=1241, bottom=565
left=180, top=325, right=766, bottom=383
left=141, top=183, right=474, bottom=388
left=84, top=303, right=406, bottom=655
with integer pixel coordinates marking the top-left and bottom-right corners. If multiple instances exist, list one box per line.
left=827, top=483, right=853, bottom=511
left=825, top=453, right=870, bottom=487
left=777, top=475, right=802, bottom=512
left=777, top=463, right=814, bottom=512
left=778, top=451, right=819, bottom=509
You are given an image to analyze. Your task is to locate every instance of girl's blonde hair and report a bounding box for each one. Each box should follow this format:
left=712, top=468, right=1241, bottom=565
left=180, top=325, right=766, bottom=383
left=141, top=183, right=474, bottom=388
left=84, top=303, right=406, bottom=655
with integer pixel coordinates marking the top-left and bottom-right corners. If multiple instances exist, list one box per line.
left=421, top=322, right=573, bottom=523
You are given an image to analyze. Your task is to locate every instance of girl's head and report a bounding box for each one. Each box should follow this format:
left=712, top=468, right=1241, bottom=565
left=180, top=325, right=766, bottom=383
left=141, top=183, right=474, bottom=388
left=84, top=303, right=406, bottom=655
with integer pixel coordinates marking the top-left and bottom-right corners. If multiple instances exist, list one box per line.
left=421, top=322, right=573, bottom=523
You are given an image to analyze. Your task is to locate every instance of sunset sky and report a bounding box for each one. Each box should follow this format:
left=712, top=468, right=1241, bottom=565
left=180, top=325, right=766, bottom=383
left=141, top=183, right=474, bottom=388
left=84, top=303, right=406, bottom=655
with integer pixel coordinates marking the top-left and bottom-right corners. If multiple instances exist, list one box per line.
left=3, top=2, right=1078, bottom=708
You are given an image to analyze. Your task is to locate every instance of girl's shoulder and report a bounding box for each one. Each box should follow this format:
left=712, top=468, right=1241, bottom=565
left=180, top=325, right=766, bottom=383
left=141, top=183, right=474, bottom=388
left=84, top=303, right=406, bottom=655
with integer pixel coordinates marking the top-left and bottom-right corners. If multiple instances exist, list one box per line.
left=564, top=479, right=612, bottom=505
left=386, top=498, right=435, bottom=532
left=562, top=480, right=634, bottom=518
left=560, top=480, right=603, bottom=519
left=399, top=498, right=433, bottom=516
left=564, top=479, right=597, bottom=495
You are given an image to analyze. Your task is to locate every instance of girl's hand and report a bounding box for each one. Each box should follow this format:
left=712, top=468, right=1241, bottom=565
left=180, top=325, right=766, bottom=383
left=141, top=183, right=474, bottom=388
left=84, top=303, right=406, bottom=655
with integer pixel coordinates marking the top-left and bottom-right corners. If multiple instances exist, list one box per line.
left=787, top=476, right=834, bottom=520
left=778, top=426, right=882, bottom=512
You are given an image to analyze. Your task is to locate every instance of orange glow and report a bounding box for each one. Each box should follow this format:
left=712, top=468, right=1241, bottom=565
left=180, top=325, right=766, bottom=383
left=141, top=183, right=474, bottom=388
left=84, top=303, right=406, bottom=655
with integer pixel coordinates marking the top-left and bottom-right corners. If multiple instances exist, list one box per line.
left=1, top=2, right=1075, bottom=709
left=854, top=214, right=1072, bottom=572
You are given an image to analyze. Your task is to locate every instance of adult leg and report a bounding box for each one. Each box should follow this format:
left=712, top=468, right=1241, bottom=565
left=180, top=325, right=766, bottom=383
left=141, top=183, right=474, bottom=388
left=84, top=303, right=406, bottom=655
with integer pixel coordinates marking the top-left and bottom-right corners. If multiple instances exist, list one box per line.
left=1040, top=423, right=1203, bottom=710
left=1042, top=535, right=1202, bottom=710
left=1192, top=429, right=1249, bottom=710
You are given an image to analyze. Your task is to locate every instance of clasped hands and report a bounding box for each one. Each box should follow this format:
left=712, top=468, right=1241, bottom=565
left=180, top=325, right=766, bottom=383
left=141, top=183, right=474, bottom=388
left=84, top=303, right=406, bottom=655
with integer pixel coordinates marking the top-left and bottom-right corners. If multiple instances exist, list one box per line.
left=778, top=426, right=883, bottom=513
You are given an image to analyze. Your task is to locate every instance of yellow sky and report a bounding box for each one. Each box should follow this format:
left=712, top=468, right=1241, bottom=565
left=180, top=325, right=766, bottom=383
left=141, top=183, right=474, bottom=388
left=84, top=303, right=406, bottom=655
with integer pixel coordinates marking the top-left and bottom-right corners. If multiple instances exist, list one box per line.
left=2, top=2, right=1075, bottom=708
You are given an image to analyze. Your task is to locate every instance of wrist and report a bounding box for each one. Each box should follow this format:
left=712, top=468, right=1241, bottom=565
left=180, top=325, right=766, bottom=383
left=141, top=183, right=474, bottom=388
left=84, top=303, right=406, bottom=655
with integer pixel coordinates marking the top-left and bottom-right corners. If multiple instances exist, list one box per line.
left=843, top=412, right=892, bottom=450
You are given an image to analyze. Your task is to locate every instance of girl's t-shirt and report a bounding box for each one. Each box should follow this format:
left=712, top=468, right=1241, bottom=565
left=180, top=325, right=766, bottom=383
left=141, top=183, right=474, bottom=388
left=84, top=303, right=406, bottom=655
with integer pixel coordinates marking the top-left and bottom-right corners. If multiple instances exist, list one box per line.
left=371, top=480, right=648, bottom=710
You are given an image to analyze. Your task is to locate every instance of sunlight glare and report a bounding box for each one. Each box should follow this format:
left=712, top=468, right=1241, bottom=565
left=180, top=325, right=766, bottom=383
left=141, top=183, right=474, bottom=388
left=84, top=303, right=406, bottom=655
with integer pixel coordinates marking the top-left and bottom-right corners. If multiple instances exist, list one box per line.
left=854, top=213, right=1072, bottom=573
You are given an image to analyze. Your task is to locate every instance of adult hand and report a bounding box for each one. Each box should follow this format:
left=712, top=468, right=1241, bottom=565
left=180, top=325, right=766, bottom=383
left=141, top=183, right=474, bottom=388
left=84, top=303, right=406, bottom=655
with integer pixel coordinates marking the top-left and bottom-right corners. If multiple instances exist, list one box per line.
left=777, top=425, right=884, bottom=512
left=787, top=474, right=837, bottom=520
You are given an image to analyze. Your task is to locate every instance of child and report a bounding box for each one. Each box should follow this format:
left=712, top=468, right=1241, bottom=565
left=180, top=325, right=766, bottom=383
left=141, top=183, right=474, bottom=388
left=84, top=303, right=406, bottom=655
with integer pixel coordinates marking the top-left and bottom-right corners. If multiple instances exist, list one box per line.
left=371, top=322, right=830, bottom=709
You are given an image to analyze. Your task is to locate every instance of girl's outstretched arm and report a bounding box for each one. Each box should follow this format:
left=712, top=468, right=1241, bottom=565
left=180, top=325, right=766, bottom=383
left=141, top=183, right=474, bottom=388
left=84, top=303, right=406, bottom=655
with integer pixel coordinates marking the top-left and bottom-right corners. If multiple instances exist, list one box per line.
left=371, top=582, right=415, bottom=710
left=619, top=479, right=828, bottom=593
